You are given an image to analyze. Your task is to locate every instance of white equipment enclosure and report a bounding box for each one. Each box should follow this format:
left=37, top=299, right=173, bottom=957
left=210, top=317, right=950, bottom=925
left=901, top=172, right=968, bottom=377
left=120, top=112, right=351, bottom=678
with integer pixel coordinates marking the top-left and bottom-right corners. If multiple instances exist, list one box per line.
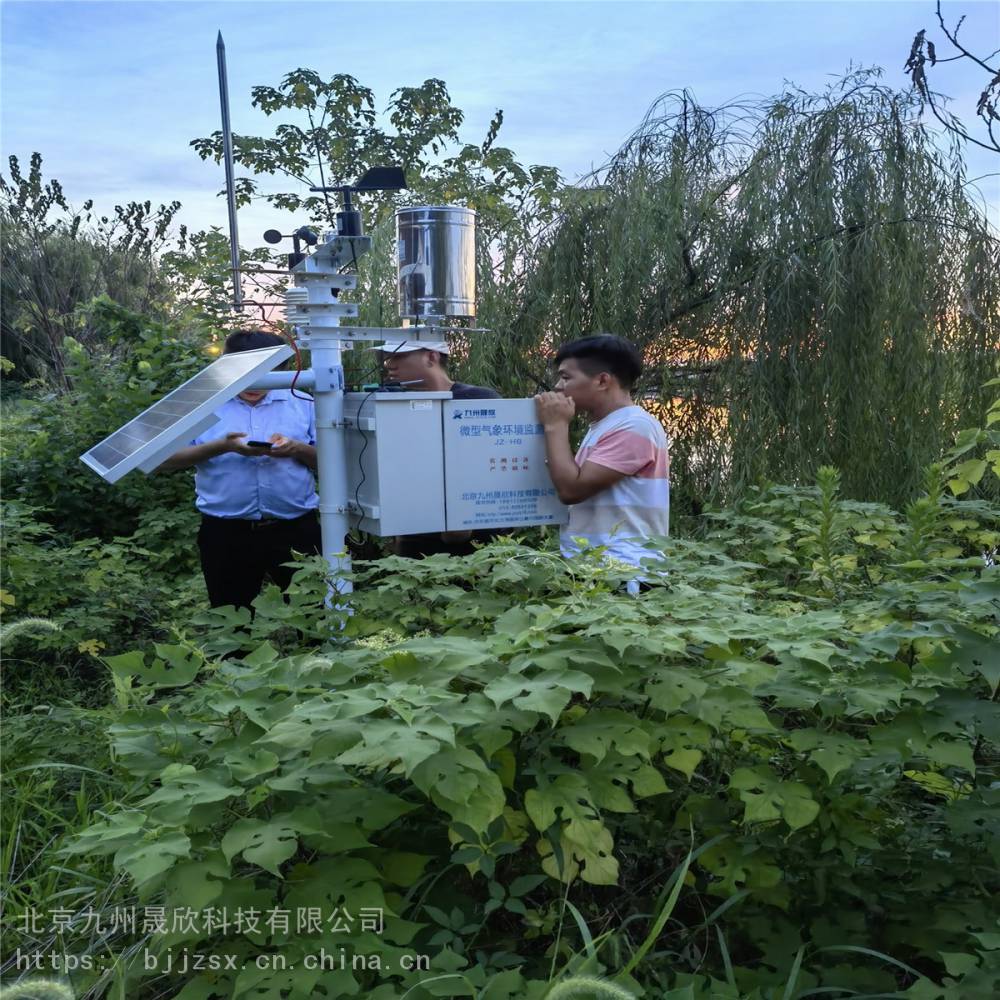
left=346, top=394, right=565, bottom=536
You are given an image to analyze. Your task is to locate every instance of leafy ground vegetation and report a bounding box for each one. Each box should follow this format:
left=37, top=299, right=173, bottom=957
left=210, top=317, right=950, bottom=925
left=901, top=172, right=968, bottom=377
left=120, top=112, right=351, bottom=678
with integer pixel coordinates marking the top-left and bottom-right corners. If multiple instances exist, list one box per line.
left=2, top=399, right=998, bottom=998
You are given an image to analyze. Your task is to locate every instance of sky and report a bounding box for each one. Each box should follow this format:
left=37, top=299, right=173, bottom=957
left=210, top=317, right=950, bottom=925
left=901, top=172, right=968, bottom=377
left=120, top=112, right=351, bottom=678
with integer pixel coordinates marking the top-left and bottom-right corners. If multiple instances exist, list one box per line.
left=2, top=0, right=998, bottom=248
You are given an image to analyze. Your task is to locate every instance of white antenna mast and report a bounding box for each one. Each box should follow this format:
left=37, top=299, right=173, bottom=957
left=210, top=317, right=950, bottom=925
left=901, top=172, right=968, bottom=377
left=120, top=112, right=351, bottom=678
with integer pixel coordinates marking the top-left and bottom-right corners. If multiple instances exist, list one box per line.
left=216, top=31, right=242, bottom=311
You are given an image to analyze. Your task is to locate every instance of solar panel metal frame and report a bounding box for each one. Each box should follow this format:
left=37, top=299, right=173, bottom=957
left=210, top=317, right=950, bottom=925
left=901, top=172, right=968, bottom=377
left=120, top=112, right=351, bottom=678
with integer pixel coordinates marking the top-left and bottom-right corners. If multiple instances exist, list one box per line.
left=80, top=345, right=294, bottom=483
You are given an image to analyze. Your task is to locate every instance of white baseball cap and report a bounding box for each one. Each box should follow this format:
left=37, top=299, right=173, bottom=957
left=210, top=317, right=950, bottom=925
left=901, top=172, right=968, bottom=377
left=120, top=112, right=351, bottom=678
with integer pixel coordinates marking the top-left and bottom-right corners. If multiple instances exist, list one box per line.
left=369, top=340, right=449, bottom=355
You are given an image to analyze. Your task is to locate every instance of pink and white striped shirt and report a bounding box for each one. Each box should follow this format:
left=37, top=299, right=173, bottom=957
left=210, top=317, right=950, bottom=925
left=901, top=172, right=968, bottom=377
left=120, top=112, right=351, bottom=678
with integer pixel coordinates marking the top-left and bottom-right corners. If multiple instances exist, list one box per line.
left=561, top=405, right=670, bottom=573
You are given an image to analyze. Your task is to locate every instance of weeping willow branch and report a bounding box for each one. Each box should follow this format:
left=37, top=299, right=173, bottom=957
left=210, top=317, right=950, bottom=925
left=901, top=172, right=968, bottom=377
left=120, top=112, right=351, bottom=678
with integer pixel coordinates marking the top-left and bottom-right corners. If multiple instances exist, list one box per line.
left=482, top=68, right=997, bottom=511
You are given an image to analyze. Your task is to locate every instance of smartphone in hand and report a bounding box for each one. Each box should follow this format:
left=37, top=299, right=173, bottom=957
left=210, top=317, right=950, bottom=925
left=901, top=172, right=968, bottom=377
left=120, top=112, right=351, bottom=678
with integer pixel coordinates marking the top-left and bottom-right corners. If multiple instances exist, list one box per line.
left=246, top=440, right=273, bottom=448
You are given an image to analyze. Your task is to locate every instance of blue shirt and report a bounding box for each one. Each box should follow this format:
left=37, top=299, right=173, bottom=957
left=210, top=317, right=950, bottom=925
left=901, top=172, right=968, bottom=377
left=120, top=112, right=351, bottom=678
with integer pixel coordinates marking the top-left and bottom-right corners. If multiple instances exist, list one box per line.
left=191, top=389, right=319, bottom=519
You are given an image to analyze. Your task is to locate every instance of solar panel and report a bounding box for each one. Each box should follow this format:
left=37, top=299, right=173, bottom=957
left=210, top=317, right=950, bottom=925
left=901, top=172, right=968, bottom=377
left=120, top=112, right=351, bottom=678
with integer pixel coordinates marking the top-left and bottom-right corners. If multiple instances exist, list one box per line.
left=80, top=345, right=293, bottom=483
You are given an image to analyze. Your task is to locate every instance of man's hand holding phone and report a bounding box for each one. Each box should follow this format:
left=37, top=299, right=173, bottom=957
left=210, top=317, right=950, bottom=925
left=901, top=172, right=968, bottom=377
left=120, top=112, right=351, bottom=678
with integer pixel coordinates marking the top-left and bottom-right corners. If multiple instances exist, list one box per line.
left=220, top=432, right=315, bottom=468
left=223, top=432, right=273, bottom=457
left=266, top=434, right=302, bottom=459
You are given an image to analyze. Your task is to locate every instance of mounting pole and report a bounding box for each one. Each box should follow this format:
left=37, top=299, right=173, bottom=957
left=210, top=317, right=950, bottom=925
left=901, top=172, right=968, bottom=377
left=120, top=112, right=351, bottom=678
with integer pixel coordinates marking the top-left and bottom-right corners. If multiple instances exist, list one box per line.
left=216, top=31, right=243, bottom=311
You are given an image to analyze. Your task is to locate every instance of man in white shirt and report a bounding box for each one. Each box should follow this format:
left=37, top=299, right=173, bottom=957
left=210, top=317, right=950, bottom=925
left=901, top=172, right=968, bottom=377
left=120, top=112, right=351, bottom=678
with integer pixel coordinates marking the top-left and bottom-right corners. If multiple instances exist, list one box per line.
left=534, top=335, right=669, bottom=586
left=158, top=330, right=320, bottom=609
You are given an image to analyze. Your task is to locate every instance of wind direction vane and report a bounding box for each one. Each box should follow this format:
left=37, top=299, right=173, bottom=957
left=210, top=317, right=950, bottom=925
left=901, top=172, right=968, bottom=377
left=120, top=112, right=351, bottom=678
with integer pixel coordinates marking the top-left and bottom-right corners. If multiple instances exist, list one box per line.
left=216, top=31, right=243, bottom=311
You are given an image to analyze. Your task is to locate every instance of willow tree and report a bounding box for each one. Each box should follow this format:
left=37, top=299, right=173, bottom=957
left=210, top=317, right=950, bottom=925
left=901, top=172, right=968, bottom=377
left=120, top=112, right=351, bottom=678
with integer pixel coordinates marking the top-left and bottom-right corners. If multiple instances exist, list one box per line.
left=478, top=70, right=998, bottom=510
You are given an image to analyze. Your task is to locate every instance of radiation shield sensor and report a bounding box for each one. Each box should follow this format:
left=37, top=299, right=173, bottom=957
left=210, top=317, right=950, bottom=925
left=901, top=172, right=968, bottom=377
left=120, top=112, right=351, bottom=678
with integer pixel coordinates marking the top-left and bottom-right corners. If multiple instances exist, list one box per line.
left=79, top=345, right=293, bottom=483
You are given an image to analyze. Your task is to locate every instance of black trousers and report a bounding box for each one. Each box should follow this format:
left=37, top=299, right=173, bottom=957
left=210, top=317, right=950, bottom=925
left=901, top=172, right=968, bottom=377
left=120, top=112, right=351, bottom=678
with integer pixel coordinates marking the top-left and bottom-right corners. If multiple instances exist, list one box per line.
left=197, top=511, right=322, bottom=610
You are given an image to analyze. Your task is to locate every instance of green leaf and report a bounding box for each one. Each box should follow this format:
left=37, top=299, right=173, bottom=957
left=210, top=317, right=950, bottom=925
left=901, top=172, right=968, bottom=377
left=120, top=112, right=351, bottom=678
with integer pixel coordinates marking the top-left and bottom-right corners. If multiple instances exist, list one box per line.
left=138, top=765, right=241, bottom=825
left=593, top=623, right=686, bottom=658
left=843, top=671, right=908, bottom=718
left=585, top=752, right=668, bottom=811
left=411, top=746, right=506, bottom=831
left=787, top=729, right=869, bottom=782
left=165, top=855, right=229, bottom=911
left=221, top=815, right=310, bottom=876
left=225, top=748, right=281, bottom=783
left=766, top=637, right=838, bottom=666
left=949, top=458, right=987, bottom=492
left=924, top=626, right=1000, bottom=693
left=688, top=686, right=776, bottom=731
left=63, top=809, right=146, bottom=856
left=105, top=643, right=202, bottom=687
left=730, top=766, right=820, bottom=830
left=699, top=840, right=784, bottom=898
left=115, top=829, right=191, bottom=886
left=658, top=716, right=713, bottom=780
left=526, top=774, right=619, bottom=885
left=335, top=722, right=443, bottom=773
left=644, top=669, right=708, bottom=714
left=484, top=669, right=593, bottom=724
left=509, top=874, right=547, bottom=896
left=559, top=709, right=652, bottom=762
left=903, top=770, right=972, bottom=801
left=382, top=635, right=491, bottom=682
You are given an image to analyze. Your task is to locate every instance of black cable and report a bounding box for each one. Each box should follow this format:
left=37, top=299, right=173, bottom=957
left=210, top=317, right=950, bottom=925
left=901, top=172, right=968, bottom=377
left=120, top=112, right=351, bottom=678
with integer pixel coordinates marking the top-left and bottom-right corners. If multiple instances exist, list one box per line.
left=347, top=341, right=413, bottom=544
left=349, top=386, right=380, bottom=543
left=286, top=335, right=312, bottom=401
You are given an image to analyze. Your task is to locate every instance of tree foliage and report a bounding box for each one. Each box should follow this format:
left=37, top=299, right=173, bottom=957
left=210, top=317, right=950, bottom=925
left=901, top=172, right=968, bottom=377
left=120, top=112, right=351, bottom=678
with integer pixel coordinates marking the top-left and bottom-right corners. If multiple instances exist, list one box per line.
left=904, top=0, right=1000, bottom=154
left=3, top=55, right=1000, bottom=1000
left=190, top=70, right=559, bottom=233
left=9, top=69, right=994, bottom=512
left=1, top=299, right=207, bottom=539
left=191, top=68, right=998, bottom=512
left=0, top=153, right=183, bottom=387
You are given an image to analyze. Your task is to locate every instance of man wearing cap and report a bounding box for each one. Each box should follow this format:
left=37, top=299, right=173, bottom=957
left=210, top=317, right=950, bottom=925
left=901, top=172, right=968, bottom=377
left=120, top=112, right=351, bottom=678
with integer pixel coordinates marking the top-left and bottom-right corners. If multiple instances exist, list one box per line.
left=373, top=339, right=500, bottom=558
left=158, top=329, right=322, bottom=610
left=375, top=340, right=499, bottom=401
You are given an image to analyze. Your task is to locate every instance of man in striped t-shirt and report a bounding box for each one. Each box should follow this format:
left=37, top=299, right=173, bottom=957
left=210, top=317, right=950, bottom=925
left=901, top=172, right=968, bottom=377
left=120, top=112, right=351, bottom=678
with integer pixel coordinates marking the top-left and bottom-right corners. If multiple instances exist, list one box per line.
left=535, top=335, right=669, bottom=587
